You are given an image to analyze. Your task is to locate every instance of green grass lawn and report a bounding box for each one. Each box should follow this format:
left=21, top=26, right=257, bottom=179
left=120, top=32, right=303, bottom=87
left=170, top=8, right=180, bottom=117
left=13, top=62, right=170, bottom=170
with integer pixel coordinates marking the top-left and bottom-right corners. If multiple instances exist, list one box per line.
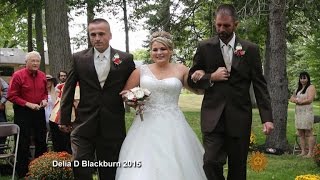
left=125, top=93, right=320, bottom=179
left=1, top=94, right=319, bottom=179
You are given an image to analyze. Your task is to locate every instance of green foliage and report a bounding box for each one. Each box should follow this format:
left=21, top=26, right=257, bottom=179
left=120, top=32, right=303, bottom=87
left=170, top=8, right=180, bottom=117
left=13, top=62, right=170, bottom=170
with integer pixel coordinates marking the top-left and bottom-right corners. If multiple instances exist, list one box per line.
left=0, top=2, right=28, bottom=48
left=287, top=32, right=320, bottom=98
left=129, top=0, right=274, bottom=66
left=132, top=48, right=149, bottom=61
left=286, top=0, right=320, bottom=43
left=130, top=0, right=216, bottom=65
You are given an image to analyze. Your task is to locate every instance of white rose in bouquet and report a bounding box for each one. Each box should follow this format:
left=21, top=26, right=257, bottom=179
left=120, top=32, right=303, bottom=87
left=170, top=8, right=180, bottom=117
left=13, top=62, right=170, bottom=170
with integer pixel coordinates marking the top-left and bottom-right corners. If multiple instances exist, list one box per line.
left=143, top=89, right=151, bottom=96
left=126, top=91, right=136, bottom=101
left=123, top=86, right=151, bottom=121
left=134, top=89, right=145, bottom=99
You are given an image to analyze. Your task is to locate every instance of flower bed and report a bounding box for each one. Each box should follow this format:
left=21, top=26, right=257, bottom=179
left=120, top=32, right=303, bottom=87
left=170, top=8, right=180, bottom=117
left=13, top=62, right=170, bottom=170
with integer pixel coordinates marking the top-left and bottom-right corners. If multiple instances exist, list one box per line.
left=314, top=144, right=320, bottom=167
left=27, top=151, right=73, bottom=180
left=295, top=174, right=320, bottom=180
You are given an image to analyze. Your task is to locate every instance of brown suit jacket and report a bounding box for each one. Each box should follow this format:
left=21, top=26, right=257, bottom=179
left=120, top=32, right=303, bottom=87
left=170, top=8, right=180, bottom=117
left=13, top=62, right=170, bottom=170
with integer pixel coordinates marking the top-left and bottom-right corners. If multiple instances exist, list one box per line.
left=188, top=36, right=273, bottom=137
left=60, top=47, right=135, bottom=139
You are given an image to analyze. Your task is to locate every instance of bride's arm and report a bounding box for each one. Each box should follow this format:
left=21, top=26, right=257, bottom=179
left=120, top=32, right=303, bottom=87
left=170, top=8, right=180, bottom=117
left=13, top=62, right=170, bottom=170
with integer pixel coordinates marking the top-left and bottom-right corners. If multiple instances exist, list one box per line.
left=180, top=65, right=204, bottom=95
left=120, top=68, right=140, bottom=96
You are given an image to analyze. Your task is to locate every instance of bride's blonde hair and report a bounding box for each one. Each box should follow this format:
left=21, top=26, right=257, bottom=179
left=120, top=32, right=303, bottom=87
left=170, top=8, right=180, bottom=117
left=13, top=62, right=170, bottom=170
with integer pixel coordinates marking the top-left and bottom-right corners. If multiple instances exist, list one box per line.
left=150, top=31, right=174, bottom=51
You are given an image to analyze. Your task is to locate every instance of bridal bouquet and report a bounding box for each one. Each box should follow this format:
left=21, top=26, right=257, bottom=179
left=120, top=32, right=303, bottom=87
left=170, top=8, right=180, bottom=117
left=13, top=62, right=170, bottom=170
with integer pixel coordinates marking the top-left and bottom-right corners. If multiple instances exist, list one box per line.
left=123, top=87, right=151, bottom=121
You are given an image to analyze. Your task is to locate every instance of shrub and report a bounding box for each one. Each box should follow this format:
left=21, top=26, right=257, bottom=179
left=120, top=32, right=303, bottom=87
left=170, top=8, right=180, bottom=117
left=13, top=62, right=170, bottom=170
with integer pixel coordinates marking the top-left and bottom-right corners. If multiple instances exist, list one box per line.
left=314, top=143, right=320, bottom=167
left=27, top=151, right=73, bottom=180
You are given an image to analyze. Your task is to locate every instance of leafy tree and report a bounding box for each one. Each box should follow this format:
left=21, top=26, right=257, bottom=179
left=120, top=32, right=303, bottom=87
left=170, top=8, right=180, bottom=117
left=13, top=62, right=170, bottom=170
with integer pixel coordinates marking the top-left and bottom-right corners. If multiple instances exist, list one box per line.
left=130, top=0, right=215, bottom=64
left=0, top=2, right=28, bottom=48
left=68, top=0, right=135, bottom=53
left=1, top=0, right=48, bottom=71
left=132, top=48, right=149, bottom=61
left=287, top=32, right=320, bottom=99
left=286, top=0, right=320, bottom=99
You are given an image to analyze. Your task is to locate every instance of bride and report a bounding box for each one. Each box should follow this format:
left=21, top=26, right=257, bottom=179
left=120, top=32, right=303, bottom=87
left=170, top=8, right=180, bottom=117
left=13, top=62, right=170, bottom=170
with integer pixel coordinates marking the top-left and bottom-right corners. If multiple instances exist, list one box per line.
left=116, top=31, right=207, bottom=180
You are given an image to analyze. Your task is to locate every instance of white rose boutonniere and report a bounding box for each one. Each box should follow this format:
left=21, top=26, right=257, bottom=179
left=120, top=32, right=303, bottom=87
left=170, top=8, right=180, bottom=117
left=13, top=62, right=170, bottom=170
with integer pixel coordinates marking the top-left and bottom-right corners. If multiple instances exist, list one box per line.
left=234, top=43, right=246, bottom=57
left=112, top=53, right=122, bottom=66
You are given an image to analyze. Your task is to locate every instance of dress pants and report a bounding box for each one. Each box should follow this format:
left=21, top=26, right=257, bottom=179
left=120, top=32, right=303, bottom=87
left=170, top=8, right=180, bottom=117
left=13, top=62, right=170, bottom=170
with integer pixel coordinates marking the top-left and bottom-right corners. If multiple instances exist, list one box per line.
left=202, top=113, right=250, bottom=180
left=13, top=105, right=47, bottom=178
left=71, top=134, right=124, bottom=180
left=49, top=121, right=71, bottom=153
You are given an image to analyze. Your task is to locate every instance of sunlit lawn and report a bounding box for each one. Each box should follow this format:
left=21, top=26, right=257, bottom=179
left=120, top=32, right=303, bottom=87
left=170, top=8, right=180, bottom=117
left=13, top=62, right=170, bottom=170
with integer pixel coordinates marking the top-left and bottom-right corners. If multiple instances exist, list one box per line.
left=1, top=93, right=319, bottom=179
left=127, top=93, right=320, bottom=180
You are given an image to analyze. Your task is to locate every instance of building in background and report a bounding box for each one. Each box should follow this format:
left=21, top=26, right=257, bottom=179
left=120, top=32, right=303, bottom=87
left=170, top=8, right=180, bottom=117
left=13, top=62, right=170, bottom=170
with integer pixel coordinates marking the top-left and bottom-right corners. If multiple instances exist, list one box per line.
left=0, top=48, right=49, bottom=82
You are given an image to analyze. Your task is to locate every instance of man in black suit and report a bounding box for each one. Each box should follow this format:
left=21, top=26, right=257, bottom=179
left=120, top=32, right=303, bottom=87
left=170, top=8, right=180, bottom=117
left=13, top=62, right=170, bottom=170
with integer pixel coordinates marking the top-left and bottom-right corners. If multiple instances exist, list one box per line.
left=188, top=4, right=274, bottom=180
left=60, top=18, right=135, bottom=180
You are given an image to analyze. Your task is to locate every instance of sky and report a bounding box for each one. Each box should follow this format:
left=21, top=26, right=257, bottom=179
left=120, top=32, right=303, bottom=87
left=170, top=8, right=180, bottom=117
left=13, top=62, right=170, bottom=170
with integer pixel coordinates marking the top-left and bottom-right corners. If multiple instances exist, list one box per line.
left=68, top=11, right=149, bottom=53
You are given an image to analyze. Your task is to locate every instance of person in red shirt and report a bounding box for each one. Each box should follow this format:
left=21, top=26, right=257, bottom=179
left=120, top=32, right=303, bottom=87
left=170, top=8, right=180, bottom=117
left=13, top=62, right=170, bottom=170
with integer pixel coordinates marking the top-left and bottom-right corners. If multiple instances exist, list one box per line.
left=8, top=51, right=48, bottom=178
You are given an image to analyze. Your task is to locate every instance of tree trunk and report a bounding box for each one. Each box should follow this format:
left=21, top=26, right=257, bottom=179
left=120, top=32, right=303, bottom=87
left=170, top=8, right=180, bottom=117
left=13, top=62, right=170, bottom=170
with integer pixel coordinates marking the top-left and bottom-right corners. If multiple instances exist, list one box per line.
left=27, top=6, right=33, bottom=52
left=35, top=1, right=46, bottom=72
left=86, top=0, right=95, bottom=48
left=264, top=0, right=289, bottom=151
left=44, top=0, right=72, bottom=78
left=122, top=0, right=131, bottom=112
left=264, top=26, right=271, bottom=83
left=209, top=2, right=214, bottom=37
left=123, top=0, right=129, bottom=52
left=161, top=0, right=171, bottom=31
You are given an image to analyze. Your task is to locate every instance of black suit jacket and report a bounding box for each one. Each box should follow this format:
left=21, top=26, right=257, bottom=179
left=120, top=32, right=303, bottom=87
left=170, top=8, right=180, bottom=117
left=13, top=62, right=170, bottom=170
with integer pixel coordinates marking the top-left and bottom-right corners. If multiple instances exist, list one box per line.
left=60, top=47, right=135, bottom=139
left=188, top=36, right=273, bottom=137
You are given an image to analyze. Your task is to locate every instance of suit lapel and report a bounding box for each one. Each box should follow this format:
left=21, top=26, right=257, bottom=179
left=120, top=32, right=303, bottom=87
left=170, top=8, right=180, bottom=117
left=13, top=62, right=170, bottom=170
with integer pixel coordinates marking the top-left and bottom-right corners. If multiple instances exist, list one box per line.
left=109, top=48, right=117, bottom=71
left=84, top=48, right=101, bottom=88
left=209, top=37, right=226, bottom=69
left=102, top=47, right=117, bottom=89
left=231, top=37, right=241, bottom=70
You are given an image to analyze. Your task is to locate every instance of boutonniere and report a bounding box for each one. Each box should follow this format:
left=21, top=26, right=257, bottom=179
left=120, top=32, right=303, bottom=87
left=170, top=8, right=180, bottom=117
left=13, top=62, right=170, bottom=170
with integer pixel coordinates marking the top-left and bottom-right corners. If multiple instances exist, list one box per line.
left=112, top=53, right=122, bottom=66
left=234, top=43, right=246, bottom=57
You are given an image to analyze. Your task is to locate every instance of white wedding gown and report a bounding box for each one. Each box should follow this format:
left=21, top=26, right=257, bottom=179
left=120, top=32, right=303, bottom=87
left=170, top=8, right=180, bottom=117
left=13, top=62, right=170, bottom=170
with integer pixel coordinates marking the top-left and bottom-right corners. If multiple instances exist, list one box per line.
left=116, top=65, right=207, bottom=180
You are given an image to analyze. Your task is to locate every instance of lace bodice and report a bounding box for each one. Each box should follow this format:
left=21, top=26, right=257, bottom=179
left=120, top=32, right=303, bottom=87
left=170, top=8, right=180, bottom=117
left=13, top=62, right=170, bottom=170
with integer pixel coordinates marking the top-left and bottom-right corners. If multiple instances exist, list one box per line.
left=140, top=65, right=182, bottom=112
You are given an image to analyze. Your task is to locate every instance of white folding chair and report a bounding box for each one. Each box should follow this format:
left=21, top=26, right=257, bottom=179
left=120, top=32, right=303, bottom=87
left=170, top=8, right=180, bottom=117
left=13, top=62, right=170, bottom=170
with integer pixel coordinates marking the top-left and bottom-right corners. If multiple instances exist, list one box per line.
left=0, top=123, right=20, bottom=180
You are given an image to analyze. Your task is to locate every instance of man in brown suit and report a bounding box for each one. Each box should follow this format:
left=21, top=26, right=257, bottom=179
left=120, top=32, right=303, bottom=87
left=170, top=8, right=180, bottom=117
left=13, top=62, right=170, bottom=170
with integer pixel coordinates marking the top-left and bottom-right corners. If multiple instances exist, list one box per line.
left=59, top=18, right=135, bottom=180
left=188, top=4, right=274, bottom=180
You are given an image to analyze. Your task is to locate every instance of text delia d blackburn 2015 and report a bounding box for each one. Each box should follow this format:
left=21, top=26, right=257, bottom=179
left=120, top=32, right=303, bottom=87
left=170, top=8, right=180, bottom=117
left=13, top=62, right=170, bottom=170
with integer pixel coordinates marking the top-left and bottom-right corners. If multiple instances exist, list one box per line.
left=52, top=160, right=142, bottom=168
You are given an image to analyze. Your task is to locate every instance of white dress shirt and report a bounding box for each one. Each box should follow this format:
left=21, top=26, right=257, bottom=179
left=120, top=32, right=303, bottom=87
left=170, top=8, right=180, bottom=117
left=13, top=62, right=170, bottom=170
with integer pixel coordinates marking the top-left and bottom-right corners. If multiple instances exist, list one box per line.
left=94, top=47, right=111, bottom=88
left=220, top=33, right=236, bottom=72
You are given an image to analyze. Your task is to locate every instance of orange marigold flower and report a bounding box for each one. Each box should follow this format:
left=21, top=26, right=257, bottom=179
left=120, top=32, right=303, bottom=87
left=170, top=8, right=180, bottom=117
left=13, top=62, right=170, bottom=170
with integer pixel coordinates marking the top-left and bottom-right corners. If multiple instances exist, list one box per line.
left=27, top=151, right=73, bottom=179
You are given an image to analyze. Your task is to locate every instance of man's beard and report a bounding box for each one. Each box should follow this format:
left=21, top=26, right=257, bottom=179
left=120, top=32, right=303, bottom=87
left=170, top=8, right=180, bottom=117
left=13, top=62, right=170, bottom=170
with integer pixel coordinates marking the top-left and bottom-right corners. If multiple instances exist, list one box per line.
left=218, top=32, right=233, bottom=42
